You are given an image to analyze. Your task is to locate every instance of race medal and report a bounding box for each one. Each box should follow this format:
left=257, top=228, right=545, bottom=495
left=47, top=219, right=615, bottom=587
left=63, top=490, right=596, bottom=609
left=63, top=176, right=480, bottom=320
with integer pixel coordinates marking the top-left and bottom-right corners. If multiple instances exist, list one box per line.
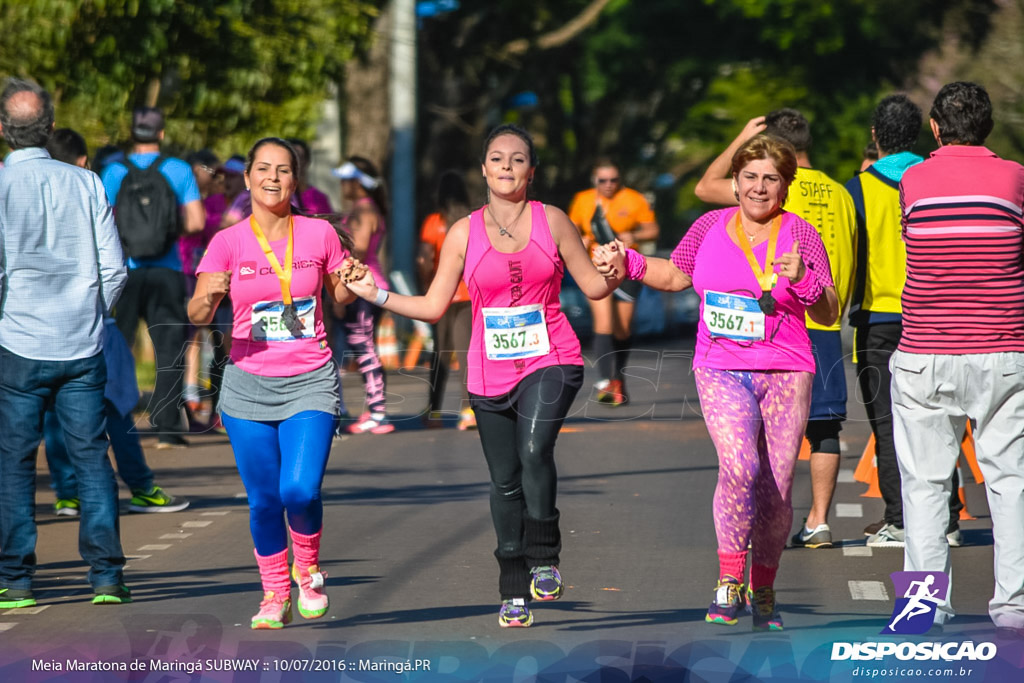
left=758, top=291, right=776, bottom=315
left=703, top=291, right=765, bottom=341
left=281, top=303, right=300, bottom=331
left=482, top=304, right=550, bottom=360
left=251, top=297, right=317, bottom=342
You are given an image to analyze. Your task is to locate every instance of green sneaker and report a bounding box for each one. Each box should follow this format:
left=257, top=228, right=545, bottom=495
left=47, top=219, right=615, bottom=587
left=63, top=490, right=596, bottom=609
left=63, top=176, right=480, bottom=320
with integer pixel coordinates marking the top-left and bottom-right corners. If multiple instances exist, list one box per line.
left=0, top=587, right=37, bottom=609
left=92, top=584, right=132, bottom=605
left=54, top=498, right=80, bottom=517
left=129, top=486, right=190, bottom=513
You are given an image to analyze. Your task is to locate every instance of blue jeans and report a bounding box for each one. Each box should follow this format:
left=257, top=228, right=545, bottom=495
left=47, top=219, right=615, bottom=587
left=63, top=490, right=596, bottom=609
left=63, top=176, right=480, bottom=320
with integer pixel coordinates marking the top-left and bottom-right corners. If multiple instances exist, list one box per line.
left=44, top=402, right=154, bottom=498
left=0, top=346, right=125, bottom=590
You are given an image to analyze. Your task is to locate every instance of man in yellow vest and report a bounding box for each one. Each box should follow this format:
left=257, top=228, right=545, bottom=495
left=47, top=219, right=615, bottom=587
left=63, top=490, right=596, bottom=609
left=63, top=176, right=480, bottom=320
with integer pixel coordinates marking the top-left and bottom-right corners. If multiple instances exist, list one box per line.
left=846, top=94, right=963, bottom=549
left=695, top=109, right=856, bottom=549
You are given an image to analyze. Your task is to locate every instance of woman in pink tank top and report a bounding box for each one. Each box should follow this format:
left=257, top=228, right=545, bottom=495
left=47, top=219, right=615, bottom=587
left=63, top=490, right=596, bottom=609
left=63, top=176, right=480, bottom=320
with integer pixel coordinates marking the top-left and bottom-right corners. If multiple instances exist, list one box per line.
left=594, top=134, right=838, bottom=632
left=344, top=124, right=626, bottom=628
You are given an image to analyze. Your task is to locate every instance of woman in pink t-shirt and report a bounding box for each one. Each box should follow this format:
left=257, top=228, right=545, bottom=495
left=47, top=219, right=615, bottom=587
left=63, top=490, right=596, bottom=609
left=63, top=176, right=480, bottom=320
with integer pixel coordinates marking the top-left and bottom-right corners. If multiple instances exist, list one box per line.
left=188, top=137, right=357, bottom=630
left=344, top=124, right=625, bottom=628
left=595, top=134, right=838, bottom=631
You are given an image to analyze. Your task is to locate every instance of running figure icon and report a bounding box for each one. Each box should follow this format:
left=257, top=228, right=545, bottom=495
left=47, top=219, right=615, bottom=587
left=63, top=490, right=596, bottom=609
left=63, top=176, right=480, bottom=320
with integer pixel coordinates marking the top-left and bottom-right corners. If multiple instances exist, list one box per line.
left=889, top=575, right=939, bottom=631
left=883, top=571, right=949, bottom=634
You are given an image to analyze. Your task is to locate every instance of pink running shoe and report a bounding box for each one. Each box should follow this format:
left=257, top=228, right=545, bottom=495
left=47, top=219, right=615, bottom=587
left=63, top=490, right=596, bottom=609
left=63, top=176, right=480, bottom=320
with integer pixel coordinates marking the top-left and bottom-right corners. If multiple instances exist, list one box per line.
left=251, top=591, right=292, bottom=629
left=292, top=563, right=329, bottom=619
left=347, top=412, right=395, bottom=435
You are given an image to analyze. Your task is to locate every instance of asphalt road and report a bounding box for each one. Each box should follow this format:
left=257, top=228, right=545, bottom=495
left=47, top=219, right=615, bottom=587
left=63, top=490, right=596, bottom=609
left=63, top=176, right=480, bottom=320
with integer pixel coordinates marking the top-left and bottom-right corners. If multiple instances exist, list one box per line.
left=1, top=335, right=1020, bottom=682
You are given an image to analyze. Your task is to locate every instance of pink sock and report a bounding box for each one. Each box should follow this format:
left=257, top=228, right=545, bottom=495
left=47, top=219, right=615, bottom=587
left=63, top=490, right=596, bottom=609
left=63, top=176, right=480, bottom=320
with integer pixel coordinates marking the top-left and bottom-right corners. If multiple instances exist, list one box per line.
left=254, top=548, right=291, bottom=596
left=289, top=527, right=322, bottom=571
left=750, top=563, right=778, bottom=590
left=718, top=550, right=747, bottom=583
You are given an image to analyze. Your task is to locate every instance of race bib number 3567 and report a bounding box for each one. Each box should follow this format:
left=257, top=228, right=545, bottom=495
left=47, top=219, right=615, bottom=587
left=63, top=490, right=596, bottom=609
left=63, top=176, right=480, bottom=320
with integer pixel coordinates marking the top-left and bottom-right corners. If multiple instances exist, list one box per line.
left=702, top=290, right=765, bottom=341
left=482, top=304, right=550, bottom=360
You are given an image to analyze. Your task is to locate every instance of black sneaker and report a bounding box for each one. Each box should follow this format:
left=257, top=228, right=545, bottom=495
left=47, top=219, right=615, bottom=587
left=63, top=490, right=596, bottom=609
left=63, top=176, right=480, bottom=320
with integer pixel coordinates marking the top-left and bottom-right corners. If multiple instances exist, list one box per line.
left=0, top=587, right=36, bottom=608
left=92, top=584, right=132, bottom=605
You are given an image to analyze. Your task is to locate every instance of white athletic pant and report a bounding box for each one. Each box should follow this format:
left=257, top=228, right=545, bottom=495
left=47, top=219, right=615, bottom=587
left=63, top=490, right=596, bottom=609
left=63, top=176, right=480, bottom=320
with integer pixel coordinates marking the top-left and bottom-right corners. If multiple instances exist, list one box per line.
left=891, top=350, right=1024, bottom=628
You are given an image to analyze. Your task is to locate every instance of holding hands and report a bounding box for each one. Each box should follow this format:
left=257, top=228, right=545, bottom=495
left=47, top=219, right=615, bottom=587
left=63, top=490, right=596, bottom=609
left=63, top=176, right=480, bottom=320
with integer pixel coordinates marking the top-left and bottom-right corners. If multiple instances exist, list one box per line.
left=338, top=257, right=378, bottom=300
left=591, top=239, right=627, bottom=281
left=773, top=239, right=806, bottom=283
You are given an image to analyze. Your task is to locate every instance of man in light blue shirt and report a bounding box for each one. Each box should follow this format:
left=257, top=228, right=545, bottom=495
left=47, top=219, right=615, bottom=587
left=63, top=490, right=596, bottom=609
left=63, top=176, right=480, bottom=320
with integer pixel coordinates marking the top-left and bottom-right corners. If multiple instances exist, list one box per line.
left=0, top=77, right=131, bottom=608
left=101, top=106, right=204, bottom=448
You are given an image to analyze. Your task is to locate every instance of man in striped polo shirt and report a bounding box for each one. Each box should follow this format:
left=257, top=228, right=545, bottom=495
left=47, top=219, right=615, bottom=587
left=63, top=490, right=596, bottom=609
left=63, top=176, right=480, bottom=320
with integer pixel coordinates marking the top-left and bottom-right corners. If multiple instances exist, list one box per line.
left=893, top=81, right=1024, bottom=635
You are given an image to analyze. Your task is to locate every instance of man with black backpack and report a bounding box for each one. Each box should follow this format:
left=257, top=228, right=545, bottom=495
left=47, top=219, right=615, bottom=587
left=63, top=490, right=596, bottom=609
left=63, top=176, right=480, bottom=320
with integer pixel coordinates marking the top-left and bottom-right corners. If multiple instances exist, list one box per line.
left=101, top=107, right=205, bottom=449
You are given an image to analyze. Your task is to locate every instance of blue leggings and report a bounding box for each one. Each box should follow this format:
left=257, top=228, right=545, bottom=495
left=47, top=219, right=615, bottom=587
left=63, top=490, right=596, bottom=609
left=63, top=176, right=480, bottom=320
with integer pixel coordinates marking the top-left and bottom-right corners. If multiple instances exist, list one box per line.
left=221, top=410, right=335, bottom=555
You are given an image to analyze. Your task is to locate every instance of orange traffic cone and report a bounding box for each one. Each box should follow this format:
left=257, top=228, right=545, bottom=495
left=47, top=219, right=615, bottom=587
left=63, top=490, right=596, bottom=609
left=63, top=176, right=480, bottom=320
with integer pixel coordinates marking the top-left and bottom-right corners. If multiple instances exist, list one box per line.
left=854, top=434, right=877, bottom=484
left=403, top=326, right=430, bottom=369
left=854, top=434, right=881, bottom=498
left=798, top=437, right=811, bottom=461
left=376, top=313, right=400, bottom=370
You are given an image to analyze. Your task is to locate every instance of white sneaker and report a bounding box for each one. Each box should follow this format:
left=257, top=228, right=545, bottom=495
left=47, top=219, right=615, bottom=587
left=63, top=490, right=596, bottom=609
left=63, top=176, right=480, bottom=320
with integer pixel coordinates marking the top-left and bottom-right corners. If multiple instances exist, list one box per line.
left=866, top=523, right=906, bottom=548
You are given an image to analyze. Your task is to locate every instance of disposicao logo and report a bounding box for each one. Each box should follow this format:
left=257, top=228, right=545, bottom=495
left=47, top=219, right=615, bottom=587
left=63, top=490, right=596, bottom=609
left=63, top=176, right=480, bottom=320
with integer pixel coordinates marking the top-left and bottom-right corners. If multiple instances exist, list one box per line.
left=830, top=570, right=998, bottom=663
left=883, top=571, right=949, bottom=635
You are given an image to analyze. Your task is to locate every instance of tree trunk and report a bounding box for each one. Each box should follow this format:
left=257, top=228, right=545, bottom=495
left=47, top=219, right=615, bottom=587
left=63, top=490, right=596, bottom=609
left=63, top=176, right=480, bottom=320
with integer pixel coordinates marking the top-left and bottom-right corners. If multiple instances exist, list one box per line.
left=343, top=4, right=392, bottom=175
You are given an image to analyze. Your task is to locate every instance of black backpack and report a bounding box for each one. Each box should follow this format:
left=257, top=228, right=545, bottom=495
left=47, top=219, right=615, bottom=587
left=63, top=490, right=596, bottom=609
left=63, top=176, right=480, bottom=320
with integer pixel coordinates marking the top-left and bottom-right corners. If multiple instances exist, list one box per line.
left=114, top=155, right=181, bottom=260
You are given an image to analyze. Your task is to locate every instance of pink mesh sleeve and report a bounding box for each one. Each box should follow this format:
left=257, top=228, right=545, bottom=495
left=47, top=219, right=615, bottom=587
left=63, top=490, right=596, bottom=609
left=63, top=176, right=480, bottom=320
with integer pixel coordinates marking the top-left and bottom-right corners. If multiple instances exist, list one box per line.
left=670, top=210, right=724, bottom=276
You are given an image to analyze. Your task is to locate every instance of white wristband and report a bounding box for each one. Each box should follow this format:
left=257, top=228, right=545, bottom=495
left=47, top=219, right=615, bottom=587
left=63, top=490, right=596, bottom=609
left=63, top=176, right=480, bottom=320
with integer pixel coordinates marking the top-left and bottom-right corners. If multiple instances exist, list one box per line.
left=374, top=288, right=389, bottom=306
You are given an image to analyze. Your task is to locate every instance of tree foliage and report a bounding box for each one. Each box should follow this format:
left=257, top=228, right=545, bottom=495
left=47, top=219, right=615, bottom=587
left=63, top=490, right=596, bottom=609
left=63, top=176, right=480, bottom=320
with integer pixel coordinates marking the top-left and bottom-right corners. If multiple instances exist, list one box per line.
left=0, top=0, right=378, bottom=156
left=416, top=0, right=1001, bottom=238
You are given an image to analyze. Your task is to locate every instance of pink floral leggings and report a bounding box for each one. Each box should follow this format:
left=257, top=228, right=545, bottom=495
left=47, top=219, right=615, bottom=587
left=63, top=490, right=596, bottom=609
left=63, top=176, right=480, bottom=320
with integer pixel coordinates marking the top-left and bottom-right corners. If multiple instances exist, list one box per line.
left=694, top=367, right=813, bottom=569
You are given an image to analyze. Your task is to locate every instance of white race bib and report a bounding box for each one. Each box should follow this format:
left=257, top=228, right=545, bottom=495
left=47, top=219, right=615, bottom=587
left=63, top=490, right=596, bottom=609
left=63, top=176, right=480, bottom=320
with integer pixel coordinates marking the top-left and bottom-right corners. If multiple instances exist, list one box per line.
left=703, top=290, right=765, bottom=341
left=251, top=296, right=316, bottom=342
left=482, top=304, right=550, bottom=360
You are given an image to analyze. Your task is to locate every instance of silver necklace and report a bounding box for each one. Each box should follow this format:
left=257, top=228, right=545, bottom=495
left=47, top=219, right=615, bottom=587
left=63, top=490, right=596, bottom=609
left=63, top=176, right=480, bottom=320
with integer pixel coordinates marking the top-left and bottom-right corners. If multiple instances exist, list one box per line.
left=486, top=202, right=528, bottom=238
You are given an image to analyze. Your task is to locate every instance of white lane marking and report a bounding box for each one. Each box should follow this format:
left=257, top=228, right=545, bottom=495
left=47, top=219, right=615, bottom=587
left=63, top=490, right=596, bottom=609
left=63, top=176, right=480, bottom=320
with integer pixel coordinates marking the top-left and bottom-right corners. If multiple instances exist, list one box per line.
left=3, top=605, right=49, bottom=616
left=182, top=521, right=212, bottom=528
left=201, top=511, right=230, bottom=516
left=160, top=533, right=192, bottom=540
left=0, top=622, right=16, bottom=631
left=138, top=544, right=173, bottom=551
left=849, top=580, right=889, bottom=601
left=843, top=546, right=873, bottom=557
left=126, top=555, right=152, bottom=561
left=837, top=469, right=856, bottom=483
left=234, top=493, right=247, bottom=499
left=836, top=503, right=864, bottom=518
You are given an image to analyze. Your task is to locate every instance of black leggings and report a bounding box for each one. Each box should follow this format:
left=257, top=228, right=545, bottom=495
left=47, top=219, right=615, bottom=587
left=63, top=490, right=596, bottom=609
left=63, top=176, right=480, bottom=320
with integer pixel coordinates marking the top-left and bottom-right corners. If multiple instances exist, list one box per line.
left=473, top=373, right=580, bottom=598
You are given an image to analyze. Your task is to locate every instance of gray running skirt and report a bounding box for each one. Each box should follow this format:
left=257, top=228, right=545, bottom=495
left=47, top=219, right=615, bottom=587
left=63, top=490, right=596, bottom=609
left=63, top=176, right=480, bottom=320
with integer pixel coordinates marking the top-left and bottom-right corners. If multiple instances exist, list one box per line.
left=218, top=359, right=340, bottom=422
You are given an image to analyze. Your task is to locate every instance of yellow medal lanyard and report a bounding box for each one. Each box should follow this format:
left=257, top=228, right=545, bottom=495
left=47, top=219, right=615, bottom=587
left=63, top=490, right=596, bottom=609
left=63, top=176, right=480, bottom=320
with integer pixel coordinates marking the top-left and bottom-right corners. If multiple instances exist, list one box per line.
left=249, top=215, right=294, bottom=305
left=734, top=213, right=781, bottom=295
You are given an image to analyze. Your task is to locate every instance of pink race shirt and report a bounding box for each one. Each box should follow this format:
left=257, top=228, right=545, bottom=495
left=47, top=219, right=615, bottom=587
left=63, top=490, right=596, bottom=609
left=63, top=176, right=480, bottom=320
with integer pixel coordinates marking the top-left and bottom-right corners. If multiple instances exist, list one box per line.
left=671, top=207, right=833, bottom=373
left=464, top=202, right=583, bottom=396
left=197, top=215, right=347, bottom=377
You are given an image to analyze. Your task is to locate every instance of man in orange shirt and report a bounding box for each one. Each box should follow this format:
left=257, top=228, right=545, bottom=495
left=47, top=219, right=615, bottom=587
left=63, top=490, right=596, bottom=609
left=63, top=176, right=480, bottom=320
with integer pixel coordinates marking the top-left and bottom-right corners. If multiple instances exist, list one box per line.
left=569, top=159, right=659, bottom=405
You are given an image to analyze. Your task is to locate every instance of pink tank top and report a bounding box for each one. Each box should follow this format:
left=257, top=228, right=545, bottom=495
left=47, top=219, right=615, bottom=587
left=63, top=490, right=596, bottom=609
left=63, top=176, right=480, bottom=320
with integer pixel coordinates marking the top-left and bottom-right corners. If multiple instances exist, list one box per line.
left=464, top=201, right=583, bottom=396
